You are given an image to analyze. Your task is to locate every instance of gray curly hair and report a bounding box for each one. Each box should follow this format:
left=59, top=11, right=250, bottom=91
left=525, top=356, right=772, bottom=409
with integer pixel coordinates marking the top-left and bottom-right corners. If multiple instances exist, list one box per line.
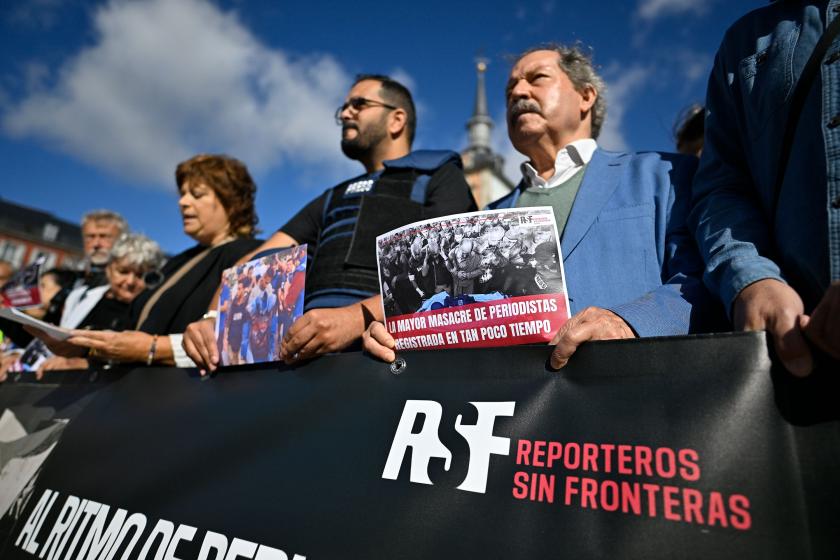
left=109, top=233, right=165, bottom=270
left=515, top=43, right=607, bottom=139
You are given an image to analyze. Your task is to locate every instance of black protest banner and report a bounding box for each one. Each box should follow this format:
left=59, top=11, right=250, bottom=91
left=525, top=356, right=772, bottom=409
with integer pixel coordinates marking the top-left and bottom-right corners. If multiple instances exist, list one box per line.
left=0, top=368, right=119, bottom=551
left=0, top=332, right=838, bottom=560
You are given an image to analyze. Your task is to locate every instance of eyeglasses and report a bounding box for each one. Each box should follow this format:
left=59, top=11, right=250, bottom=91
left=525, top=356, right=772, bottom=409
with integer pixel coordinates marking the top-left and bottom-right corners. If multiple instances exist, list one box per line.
left=335, top=97, right=398, bottom=124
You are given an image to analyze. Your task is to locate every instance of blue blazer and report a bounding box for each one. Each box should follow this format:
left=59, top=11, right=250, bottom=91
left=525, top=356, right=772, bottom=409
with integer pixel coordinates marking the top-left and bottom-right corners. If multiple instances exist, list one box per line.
left=488, top=148, right=720, bottom=336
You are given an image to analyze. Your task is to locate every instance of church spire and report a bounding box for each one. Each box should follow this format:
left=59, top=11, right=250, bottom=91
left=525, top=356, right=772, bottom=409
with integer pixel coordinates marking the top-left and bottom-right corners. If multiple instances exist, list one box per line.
left=466, top=57, right=492, bottom=151
left=460, top=56, right=514, bottom=208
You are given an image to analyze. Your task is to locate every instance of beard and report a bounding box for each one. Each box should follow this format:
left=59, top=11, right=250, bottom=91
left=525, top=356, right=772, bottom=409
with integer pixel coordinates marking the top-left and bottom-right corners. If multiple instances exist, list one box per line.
left=88, top=250, right=111, bottom=267
left=340, top=116, right=388, bottom=161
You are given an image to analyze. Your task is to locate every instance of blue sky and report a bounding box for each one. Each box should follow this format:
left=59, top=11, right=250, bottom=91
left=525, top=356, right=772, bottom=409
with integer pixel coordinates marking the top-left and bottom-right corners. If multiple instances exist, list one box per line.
left=1, top=0, right=758, bottom=254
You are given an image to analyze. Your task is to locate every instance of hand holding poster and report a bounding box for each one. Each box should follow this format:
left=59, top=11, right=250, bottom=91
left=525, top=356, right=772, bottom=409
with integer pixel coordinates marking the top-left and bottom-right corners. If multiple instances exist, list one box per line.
left=214, top=245, right=307, bottom=366
left=376, top=207, right=570, bottom=350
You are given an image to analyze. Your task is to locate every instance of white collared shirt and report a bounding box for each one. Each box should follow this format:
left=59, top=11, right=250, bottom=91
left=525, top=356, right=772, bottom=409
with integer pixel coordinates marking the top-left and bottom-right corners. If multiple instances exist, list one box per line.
left=520, top=139, right=598, bottom=189
left=60, top=284, right=110, bottom=328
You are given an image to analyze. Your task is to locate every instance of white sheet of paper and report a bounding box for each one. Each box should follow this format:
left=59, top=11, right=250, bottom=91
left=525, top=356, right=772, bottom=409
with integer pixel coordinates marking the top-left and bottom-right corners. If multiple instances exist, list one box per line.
left=0, top=308, right=71, bottom=341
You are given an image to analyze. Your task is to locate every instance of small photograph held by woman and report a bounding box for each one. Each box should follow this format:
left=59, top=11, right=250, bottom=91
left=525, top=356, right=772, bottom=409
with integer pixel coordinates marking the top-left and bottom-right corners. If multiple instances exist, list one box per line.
left=4, top=233, right=164, bottom=378
left=31, top=154, right=262, bottom=369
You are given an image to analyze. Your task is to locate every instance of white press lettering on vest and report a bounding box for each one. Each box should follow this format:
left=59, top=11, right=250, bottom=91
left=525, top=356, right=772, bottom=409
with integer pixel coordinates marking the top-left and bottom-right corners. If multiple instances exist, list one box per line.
left=344, top=179, right=374, bottom=195
left=382, top=400, right=516, bottom=494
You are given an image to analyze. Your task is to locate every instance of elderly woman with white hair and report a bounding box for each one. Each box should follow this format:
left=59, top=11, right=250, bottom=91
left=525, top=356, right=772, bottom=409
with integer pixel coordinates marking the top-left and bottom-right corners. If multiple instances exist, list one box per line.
left=34, top=232, right=164, bottom=375
left=61, top=233, right=165, bottom=329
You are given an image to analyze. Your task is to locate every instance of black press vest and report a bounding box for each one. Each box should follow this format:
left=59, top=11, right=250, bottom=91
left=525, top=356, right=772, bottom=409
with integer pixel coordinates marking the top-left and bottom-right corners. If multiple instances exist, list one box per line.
left=306, top=150, right=461, bottom=307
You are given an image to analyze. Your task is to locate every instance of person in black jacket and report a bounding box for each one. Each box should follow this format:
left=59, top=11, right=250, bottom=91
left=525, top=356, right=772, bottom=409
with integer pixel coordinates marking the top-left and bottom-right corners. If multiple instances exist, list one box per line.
left=30, top=155, right=262, bottom=367
left=184, top=74, right=477, bottom=372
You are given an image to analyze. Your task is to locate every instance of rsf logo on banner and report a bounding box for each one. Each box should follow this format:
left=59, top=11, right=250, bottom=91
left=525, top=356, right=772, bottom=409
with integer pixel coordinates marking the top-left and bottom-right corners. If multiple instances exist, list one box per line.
left=382, top=400, right=515, bottom=494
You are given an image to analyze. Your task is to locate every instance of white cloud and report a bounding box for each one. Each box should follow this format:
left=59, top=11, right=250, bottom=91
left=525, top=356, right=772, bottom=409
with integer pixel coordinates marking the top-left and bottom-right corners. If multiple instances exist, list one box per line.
left=598, top=65, right=653, bottom=152
left=635, top=0, right=707, bottom=22
left=388, top=67, right=416, bottom=94
left=2, top=0, right=356, bottom=187
left=673, top=49, right=711, bottom=85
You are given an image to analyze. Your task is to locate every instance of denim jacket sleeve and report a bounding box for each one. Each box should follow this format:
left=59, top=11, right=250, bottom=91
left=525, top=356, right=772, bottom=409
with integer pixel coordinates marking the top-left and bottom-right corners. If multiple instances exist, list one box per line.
left=688, top=42, right=786, bottom=317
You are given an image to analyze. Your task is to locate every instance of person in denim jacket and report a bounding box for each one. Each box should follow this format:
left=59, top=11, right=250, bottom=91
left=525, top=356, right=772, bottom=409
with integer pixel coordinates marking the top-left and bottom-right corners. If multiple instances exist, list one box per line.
left=690, top=1, right=840, bottom=375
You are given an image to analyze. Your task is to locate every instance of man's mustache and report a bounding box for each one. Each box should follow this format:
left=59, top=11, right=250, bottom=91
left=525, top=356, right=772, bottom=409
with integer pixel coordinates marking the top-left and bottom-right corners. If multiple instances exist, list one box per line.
left=342, top=122, right=359, bottom=133
left=508, top=100, right=542, bottom=120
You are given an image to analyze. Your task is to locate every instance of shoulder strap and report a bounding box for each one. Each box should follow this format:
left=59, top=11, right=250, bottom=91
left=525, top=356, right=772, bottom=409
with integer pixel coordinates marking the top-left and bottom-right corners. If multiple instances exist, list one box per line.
left=772, top=13, right=840, bottom=222
left=135, top=244, right=216, bottom=329
left=385, top=150, right=463, bottom=205
left=410, top=174, right=431, bottom=204
left=321, top=187, right=334, bottom=225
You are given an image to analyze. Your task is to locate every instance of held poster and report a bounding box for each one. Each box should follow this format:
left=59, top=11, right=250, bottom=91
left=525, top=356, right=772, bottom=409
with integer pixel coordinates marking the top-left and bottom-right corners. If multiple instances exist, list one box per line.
left=214, top=245, right=307, bottom=365
left=0, top=258, right=43, bottom=309
left=376, top=207, right=570, bottom=350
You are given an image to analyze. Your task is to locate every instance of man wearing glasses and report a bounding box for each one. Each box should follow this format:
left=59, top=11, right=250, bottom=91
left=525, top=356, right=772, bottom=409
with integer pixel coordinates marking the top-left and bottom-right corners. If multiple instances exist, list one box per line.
left=183, top=74, right=476, bottom=371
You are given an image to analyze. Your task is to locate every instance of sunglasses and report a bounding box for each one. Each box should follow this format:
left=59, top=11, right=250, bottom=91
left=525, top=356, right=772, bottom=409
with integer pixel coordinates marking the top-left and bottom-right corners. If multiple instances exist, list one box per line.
left=335, top=97, right=398, bottom=124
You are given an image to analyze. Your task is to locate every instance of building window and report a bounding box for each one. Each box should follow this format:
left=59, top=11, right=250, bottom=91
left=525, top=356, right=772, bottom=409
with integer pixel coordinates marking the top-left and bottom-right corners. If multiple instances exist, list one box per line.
left=0, top=240, right=26, bottom=268
left=42, top=223, right=59, bottom=242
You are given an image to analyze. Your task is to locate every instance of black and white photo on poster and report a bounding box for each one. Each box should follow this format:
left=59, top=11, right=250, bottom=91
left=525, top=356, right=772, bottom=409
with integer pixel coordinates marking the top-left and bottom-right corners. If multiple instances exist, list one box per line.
left=376, top=208, right=570, bottom=349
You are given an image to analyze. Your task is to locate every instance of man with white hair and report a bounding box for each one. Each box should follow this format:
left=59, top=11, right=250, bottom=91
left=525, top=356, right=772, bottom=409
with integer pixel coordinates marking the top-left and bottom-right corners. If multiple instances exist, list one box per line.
left=80, top=209, right=128, bottom=288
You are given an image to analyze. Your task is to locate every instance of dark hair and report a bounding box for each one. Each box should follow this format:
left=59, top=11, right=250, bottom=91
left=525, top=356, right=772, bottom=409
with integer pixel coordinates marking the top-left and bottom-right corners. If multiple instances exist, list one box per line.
left=512, top=44, right=607, bottom=139
left=674, top=104, right=705, bottom=156
left=353, top=74, right=417, bottom=145
left=41, top=268, right=78, bottom=324
left=175, top=154, right=259, bottom=238
left=43, top=268, right=78, bottom=291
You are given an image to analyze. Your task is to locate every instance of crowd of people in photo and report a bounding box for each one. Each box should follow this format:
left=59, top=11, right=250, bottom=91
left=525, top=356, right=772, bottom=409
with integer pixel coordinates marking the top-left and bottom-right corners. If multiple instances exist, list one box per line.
left=0, top=1, right=837, bottom=380
left=378, top=211, right=562, bottom=317
left=215, top=245, right=306, bottom=365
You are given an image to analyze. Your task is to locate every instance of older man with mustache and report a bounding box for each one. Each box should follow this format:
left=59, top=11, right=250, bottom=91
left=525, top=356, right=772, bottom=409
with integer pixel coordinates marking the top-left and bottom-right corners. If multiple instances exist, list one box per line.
left=364, top=45, right=722, bottom=367
left=493, top=45, right=724, bottom=368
